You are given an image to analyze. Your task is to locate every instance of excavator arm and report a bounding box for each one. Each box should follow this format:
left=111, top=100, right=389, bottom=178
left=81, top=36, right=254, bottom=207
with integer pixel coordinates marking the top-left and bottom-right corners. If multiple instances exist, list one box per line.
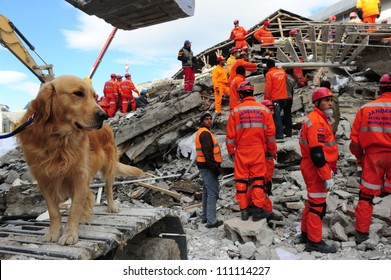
left=0, top=14, right=54, bottom=83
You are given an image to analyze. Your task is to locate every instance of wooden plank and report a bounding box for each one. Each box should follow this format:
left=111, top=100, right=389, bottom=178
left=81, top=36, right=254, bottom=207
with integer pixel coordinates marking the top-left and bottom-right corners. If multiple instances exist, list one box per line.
left=295, top=29, right=308, bottom=61
left=276, top=47, right=292, bottom=63
left=308, top=26, right=317, bottom=61
left=338, top=33, right=359, bottom=63
left=284, top=39, right=300, bottom=62
left=347, top=35, right=369, bottom=64
left=330, top=25, right=346, bottom=63
left=321, top=25, right=329, bottom=62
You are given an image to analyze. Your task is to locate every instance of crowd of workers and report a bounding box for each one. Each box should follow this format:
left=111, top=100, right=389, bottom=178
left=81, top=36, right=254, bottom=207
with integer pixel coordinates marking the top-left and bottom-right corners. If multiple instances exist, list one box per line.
left=99, top=73, right=149, bottom=118
left=195, top=0, right=390, bottom=254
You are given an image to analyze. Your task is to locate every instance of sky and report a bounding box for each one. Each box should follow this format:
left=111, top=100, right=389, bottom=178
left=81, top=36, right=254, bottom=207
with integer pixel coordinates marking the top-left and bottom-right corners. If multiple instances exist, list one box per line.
left=0, top=0, right=340, bottom=112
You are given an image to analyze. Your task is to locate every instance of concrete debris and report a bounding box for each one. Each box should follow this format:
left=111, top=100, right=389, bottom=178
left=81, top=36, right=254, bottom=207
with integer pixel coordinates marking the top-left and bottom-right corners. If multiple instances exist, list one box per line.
left=1, top=64, right=391, bottom=260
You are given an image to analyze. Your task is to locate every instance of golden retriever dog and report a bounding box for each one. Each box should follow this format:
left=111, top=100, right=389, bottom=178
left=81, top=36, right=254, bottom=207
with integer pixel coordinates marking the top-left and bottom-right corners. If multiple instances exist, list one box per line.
left=17, top=75, right=144, bottom=245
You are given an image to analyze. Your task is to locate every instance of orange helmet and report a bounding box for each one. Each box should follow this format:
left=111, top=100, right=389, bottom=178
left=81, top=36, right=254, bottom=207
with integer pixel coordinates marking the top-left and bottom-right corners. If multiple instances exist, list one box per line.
left=237, top=81, right=254, bottom=93
left=262, top=99, right=275, bottom=109
left=349, top=12, right=358, bottom=18
left=312, top=87, right=333, bottom=103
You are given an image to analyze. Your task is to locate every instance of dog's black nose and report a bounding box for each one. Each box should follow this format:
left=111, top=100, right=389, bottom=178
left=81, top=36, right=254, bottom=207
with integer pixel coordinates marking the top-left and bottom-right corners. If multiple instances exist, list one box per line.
left=96, top=110, right=108, bottom=122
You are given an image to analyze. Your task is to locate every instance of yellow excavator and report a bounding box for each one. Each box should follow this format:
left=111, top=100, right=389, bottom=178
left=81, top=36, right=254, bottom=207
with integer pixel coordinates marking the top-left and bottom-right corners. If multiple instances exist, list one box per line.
left=0, top=14, right=55, bottom=83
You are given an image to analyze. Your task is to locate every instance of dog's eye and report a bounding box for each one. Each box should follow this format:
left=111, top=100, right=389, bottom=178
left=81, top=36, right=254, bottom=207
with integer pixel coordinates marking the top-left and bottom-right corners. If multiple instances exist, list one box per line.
left=73, top=91, right=85, bottom=97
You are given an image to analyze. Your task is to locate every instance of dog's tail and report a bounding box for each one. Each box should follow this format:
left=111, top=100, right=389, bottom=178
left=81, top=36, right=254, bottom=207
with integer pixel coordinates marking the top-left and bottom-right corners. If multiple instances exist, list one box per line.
left=116, top=162, right=145, bottom=177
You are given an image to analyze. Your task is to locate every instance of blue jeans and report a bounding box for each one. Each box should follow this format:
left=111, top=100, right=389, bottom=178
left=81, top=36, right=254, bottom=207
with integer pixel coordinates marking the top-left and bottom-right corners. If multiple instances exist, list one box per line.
left=273, top=99, right=291, bottom=139
left=199, top=168, right=220, bottom=226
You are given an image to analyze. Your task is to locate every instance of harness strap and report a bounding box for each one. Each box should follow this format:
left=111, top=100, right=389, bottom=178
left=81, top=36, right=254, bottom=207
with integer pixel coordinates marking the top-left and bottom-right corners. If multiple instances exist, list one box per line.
left=0, top=114, right=35, bottom=139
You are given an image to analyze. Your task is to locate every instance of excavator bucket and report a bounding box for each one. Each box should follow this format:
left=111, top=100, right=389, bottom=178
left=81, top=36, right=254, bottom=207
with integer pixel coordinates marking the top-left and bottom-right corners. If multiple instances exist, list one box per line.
left=65, top=0, right=195, bottom=30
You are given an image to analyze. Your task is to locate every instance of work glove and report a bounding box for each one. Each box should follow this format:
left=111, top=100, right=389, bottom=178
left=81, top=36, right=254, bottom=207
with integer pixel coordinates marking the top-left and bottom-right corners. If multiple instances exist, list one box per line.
left=356, top=158, right=362, bottom=167
left=266, top=151, right=274, bottom=160
left=324, top=178, right=334, bottom=191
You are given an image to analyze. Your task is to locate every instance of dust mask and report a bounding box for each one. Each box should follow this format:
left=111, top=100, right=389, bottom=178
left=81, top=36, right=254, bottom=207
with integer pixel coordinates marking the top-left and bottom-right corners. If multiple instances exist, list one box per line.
left=324, top=108, right=333, bottom=117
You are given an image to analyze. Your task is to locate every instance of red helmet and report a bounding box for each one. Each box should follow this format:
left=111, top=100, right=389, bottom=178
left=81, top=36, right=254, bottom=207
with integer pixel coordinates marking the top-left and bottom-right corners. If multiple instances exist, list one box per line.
left=216, top=56, right=225, bottom=62
left=328, top=15, right=336, bottom=21
left=125, top=73, right=131, bottom=78
left=237, top=81, right=254, bottom=93
left=289, top=29, right=298, bottom=36
left=312, top=87, right=333, bottom=103
left=349, top=12, right=358, bottom=18
left=264, top=21, right=270, bottom=27
left=116, top=75, right=123, bottom=79
left=229, top=47, right=238, bottom=54
left=234, top=19, right=239, bottom=25
left=262, top=100, right=275, bottom=109
left=110, top=73, right=117, bottom=78
left=379, top=73, right=391, bottom=90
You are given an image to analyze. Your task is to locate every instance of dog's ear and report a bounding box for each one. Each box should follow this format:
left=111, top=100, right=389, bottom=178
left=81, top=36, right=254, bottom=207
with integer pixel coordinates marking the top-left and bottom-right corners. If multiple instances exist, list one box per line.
left=30, top=82, right=55, bottom=123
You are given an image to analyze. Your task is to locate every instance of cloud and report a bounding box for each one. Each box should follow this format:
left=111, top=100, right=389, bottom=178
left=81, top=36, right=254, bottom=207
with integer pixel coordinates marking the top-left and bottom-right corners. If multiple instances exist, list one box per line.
left=0, top=71, right=28, bottom=84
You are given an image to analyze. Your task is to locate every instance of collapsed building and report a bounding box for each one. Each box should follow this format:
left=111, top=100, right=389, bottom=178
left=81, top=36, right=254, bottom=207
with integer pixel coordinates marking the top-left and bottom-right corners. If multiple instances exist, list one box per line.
left=1, top=9, right=391, bottom=260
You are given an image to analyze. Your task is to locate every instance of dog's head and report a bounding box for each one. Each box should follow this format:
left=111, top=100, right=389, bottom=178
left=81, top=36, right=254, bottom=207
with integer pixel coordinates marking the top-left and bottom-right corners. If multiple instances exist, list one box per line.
left=30, top=75, right=108, bottom=130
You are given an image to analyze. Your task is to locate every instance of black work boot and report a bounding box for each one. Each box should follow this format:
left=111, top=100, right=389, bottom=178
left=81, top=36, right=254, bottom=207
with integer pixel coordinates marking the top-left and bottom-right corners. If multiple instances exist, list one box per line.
left=266, top=212, right=283, bottom=222
left=355, top=230, right=369, bottom=244
left=252, top=207, right=270, bottom=222
left=241, top=208, right=250, bottom=221
left=293, top=232, right=308, bottom=244
left=305, top=240, right=337, bottom=254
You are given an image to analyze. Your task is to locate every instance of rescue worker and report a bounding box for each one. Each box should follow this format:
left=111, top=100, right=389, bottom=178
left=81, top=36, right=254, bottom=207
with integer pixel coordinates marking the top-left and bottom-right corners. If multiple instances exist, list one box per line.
left=254, top=21, right=275, bottom=56
left=136, top=89, right=149, bottom=108
left=226, top=47, right=240, bottom=76
left=328, top=15, right=337, bottom=45
left=103, top=73, right=118, bottom=118
left=98, top=96, right=109, bottom=115
left=349, top=11, right=362, bottom=23
left=178, top=40, right=196, bottom=92
left=230, top=20, right=250, bottom=51
left=356, top=0, right=381, bottom=31
left=264, top=59, right=291, bottom=139
left=212, top=56, right=230, bottom=115
left=196, top=111, right=223, bottom=228
left=120, top=73, right=139, bottom=113
left=320, top=80, right=340, bottom=134
left=228, top=51, right=257, bottom=85
left=229, top=66, right=246, bottom=111
left=349, top=73, right=391, bottom=244
left=226, top=81, right=277, bottom=222
left=299, top=87, right=338, bottom=253
left=261, top=99, right=276, bottom=195
left=116, top=75, right=124, bottom=112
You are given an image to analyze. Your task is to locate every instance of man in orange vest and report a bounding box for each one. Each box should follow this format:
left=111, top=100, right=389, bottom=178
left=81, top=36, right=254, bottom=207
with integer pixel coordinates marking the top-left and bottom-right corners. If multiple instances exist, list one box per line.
left=299, top=87, right=338, bottom=254
left=229, top=66, right=246, bottom=111
left=230, top=20, right=250, bottom=51
left=196, top=111, right=223, bottom=228
left=226, top=81, right=277, bottom=222
left=264, top=59, right=290, bottom=139
left=103, top=73, right=118, bottom=118
left=212, top=56, right=230, bottom=115
left=120, top=73, right=139, bottom=113
left=356, top=0, right=381, bottom=31
left=350, top=72, right=391, bottom=244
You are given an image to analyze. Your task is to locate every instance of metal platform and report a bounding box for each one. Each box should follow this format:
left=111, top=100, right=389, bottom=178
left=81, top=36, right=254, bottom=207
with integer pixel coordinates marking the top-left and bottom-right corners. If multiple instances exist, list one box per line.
left=0, top=206, right=186, bottom=260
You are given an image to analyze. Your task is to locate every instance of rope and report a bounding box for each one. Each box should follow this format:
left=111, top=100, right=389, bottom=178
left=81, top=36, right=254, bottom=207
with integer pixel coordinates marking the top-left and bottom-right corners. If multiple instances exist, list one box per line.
left=0, top=114, right=35, bottom=139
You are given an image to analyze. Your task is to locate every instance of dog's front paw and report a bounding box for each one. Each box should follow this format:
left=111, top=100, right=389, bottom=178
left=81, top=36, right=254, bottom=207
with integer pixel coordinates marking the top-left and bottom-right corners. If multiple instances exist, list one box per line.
left=42, top=230, right=61, bottom=243
left=107, top=204, right=119, bottom=213
left=58, top=232, right=79, bottom=245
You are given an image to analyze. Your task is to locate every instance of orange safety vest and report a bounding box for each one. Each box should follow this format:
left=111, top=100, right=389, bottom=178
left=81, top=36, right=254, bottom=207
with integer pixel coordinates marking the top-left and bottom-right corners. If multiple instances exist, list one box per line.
left=350, top=92, right=391, bottom=157
left=299, top=107, right=338, bottom=180
left=195, top=127, right=222, bottom=163
left=230, top=26, right=249, bottom=41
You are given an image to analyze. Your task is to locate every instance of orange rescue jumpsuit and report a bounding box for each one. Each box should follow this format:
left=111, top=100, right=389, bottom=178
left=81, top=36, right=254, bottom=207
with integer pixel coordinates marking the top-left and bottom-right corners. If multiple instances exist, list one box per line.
left=350, top=92, right=391, bottom=234
left=357, top=0, right=380, bottom=31
left=254, top=27, right=275, bottom=46
left=299, top=107, right=338, bottom=242
left=226, top=96, right=277, bottom=212
left=264, top=67, right=288, bottom=101
left=120, top=78, right=139, bottom=113
left=212, top=64, right=230, bottom=114
left=103, top=78, right=118, bottom=117
left=229, top=74, right=245, bottom=111
left=230, top=26, right=249, bottom=50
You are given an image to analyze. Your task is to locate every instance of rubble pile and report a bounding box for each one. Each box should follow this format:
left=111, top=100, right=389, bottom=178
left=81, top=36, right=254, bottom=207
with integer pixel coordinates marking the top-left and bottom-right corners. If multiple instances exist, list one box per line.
left=0, top=68, right=391, bottom=260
